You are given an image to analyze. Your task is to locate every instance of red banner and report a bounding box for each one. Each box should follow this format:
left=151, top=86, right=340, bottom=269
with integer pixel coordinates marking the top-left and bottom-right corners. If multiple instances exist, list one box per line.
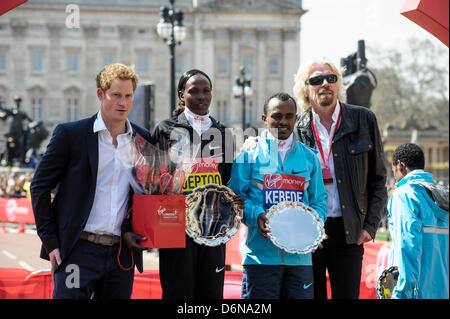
left=0, top=0, right=27, bottom=16
left=0, top=198, right=34, bottom=224
left=0, top=268, right=243, bottom=299
left=401, top=0, right=449, bottom=47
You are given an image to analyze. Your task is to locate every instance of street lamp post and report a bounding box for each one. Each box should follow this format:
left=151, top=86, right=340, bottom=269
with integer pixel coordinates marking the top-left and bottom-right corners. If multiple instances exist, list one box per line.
left=157, top=0, right=186, bottom=115
left=233, top=66, right=253, bottom=131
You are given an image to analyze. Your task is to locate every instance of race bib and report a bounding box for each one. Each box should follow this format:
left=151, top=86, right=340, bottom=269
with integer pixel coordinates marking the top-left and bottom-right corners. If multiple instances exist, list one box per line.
left=183, top=158, right=222, bottom=193
left=263, top=174, right=306, bottom=208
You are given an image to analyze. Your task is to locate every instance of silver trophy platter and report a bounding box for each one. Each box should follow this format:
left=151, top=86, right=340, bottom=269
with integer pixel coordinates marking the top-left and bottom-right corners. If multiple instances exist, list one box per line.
left=376, top=266, right=399, bottom=299
left=185, top=183, right=242, bottom=247
left=267, top=201, right=326, bottom=254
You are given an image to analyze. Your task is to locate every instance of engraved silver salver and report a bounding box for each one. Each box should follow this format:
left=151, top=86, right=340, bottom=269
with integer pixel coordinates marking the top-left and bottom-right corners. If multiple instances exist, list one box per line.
left=185, top=184, right=242, bottom=247
left=266, top=201, right=326, bottom=254
left=376, top=266, right=399, bottom=299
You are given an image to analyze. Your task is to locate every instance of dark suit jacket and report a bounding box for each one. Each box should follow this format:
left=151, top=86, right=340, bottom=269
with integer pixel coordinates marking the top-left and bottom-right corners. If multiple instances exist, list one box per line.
left=296, top=103, right=387, bottom=244
left=30, top=114, right=150, bottom=273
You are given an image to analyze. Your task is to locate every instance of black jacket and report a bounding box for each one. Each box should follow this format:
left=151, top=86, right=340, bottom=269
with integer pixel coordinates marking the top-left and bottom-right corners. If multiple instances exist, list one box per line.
left=296, top=103, right=387, bottom=244
left=31, top=114, right=150, bottom=273
left=149, top=111, right=233, bottom=190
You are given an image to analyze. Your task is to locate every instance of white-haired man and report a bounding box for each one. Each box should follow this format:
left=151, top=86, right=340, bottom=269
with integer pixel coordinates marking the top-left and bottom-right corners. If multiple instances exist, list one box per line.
left=293, top=57, right=387, bottom=299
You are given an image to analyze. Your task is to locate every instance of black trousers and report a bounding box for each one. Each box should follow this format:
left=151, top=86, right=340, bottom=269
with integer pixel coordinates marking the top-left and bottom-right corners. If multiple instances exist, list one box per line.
left=53, top=239, right=134, bottom=299
left=159, top=235, right=226, bottom=299
left=312, top=217, right=364, bottom=299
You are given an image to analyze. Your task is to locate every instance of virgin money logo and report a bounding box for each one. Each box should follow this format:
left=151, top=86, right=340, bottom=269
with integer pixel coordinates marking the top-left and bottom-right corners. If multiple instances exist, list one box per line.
left=189, top=159, right=219, bottom=174
left=157, top=206, right=180, bottom=224
left=5, top=199, right=29, bottom=222
left=283, top=177, right=306, bottom=189
left=264, top=174, right=282, bottom=189
left=157, top=206, right=178, bottom=217
left=264, top=174, right=306, bottom=190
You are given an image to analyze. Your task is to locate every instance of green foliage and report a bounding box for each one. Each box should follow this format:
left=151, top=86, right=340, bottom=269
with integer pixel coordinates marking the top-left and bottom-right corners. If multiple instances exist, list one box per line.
left=367, top=38, right=449, bottom=133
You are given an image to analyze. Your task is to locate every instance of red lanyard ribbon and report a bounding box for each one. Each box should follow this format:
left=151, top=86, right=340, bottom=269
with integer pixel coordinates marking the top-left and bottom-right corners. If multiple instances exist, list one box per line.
left=311, top=109, right=341, bottom=169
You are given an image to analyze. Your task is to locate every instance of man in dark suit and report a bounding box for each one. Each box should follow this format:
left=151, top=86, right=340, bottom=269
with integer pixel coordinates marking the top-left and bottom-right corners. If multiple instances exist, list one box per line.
left=30, top=63, right=149, bottom=298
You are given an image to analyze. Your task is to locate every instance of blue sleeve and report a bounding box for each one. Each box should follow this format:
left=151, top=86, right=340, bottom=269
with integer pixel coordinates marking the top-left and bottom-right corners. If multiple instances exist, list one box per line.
left=389, top=188, right=422, bottom=299
left=228, top=151, right=264, bottom=228
left=306, top=155, right=327, bottom=223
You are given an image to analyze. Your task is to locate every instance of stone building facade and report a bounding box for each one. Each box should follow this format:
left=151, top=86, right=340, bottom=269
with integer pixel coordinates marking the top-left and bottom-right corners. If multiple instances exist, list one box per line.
left=383, top=118, right=449, bottom=185
left=0, top=0, right=305, bottom=153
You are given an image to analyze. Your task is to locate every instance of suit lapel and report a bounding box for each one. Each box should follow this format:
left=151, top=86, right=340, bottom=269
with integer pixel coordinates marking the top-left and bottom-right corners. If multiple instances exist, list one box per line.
left=333, top=103, right=357, bottom=142
left=86, top=115, right=99, bottom=186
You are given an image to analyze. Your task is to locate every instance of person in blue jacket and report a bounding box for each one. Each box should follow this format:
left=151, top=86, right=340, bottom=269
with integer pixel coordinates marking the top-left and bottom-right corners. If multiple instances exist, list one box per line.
left=388, top=143, right=449, bottom=299
left=228, top=92, right=327, bottom=299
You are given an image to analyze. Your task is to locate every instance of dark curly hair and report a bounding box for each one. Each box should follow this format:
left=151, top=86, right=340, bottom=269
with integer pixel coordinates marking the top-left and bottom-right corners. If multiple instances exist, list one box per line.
left=263, top=92, right=297, bottom=115
left=172, top=69, right=213, bottom=117
left=392, top=143, right=425, bottom=170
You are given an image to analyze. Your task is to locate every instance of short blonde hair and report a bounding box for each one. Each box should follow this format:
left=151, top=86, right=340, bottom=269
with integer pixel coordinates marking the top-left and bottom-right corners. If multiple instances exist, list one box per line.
left=96, top=63, right=139, bottom=92
left=292, top=57, right=344, bottom=112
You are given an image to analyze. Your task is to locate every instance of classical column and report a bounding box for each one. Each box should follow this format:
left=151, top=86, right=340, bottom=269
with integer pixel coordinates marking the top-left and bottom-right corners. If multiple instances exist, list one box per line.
left=118, top=25, right=135, bottom=66
left=282, top=27, right=300, bottom=93
left=46, top=23, right=63, bottom=121
left=256, top=28, right=268, bottom=123
left=200, top=27, right=215, bottom=82
left=82, top=24, right=99, bottom=116
left=192, top=14, right=201, bottom=68
left=228, top=27, right=240, bottom=126
left=10, top=18, right=28, bottom=97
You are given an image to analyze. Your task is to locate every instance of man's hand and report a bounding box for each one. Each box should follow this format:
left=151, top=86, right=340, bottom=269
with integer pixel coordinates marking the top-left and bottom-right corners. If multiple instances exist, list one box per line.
left=123, top=232, right=147, bottom=252
left=240, top=136, right=259, bottom=152
left=257, top=213, right=271, bottom=239
left=232, top=195, right=245, bottom=212
left=49, top=248, right=62, bottom=278
left=357, top=229, right=373, bottom=245
left=312, top=234, right=328, bottom=253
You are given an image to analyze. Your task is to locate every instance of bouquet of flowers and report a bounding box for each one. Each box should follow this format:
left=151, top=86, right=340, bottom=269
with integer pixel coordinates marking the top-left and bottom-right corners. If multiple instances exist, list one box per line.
left=118, top=132, right=199, bottom=248
left=121, top=133, right=196, bottom=195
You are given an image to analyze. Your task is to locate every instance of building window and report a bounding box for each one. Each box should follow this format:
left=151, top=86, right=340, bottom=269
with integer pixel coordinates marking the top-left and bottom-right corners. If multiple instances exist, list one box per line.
left=216, top=30, right=228, bottom=37
left=269, top=55, right=279, bottom=76
left=138, top=28, right=149, bottom=35
left=243, top=55, right=253, bottom=75
left=30, top=26, right=44, bottom=33
left=67, top=98, right=79, bottom=122
left=222, top=100, right=227, bottom=122
left=175, top=54, right=183, bottom=75
left=247, top=100, right=253, bottom=123
left=31, top=51, right=43, bottom=73
left=32, top=97, right=43, bottom=120
left=0, top=49, right=6, bottom=72
left=137, top=52, right=149, bottom=75
left=217, top=55, right=227, bottom=75
left=102, top=52, right=114, bottom=66
left=67, top=51, right=79, bottom=73
left=268, top=31, right=280, bottom=38
left=102, top=27, right=115, bottom=34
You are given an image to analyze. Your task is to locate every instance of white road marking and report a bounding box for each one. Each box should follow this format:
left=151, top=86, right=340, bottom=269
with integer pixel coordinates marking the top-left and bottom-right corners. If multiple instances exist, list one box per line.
left=18, top=261, right=34, bottom=272
left=2, top=249, right=17, bottom=260
left=3, top=249, right=35, bottom=271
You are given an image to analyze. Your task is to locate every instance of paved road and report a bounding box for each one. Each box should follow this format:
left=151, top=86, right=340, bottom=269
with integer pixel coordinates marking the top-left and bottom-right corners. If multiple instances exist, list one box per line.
left=0, top=225, right=159, bottom=272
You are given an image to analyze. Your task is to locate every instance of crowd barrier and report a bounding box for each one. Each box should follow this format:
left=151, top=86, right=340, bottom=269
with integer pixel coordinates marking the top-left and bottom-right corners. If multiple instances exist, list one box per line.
left=1, top=198, right=391, bottom=299
left=0, top=197, right=34, bottom=225
left=0, top=240, right=391, bottom=299
left=0, top=268, right=243, bottom=299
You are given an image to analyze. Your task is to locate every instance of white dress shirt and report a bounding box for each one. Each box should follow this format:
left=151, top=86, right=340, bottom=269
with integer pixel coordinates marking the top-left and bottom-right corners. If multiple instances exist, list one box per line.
left=184, top=107, right=213, bottom=136
left=84, top=112, right=133, bottom=236
left=266, top=130, right=294, bottom=164
left=311, top=102, right=342, bottom=218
